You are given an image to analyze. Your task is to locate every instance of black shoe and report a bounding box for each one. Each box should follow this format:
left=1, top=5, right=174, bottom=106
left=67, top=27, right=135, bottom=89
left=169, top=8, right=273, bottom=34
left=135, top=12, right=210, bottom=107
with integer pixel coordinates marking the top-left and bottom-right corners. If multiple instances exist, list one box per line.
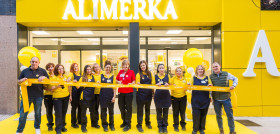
left=48, top=126, right=53, bottom=131
left=81, top=127, right=87, bottom=133
left=92, top=124, right=100, bottom=129
left=163, top=127, right=168, bottom=133
left=61, top=127, right=67, bottom=132
left=158, top=127, right=163, bottom=133
left=174, top=127, right=179, bottom=132
left=182, top=126, right=186, bottom=131
left=56, top=132, right=62, bottom=134
left=137, top=126, right=144, bottom=132
left=192, top=130, right=197, bottom=134
left=109, top=125, right=115, bottom=131
left=200, top=130, right=205, bottom=134
left=123, top=125, right=131, bottom=132
left=146, top=124, right=152, bottom=129
left=120, top=123, right=126, bottom=128
left=78, top=122, right=81, bottom=125
left=71, top=124, right=79, bottom=128
left=103, top=127, right=109, bottom=132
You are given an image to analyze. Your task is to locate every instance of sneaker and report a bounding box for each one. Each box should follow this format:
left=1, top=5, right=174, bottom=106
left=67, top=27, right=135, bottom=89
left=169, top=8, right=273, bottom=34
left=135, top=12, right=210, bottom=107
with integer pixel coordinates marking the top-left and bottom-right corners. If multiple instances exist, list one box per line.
left=81, top=127, right=87, bottom=133
left=71, top=124, right=79, bottom=128
left=110, top=125, right=115, bottom=131
left=16, top=133, right=23, bottom=134
left=192, top=130, right=197, bottom=134
left=91, top=124, right=100, bottom=129
left=230, top=132, right=237, bottom=134
left=219, top=129, right=224, bottom=134
left=158, top=127, right=163, bottom=133
left=123, top=125, right=131, bottom=132
left=146, top=124, right=152, bottom=129
left=61, top=127, right=67, bottom=132
left=200, top=130, right=205, bottom=134
left=182, top=126, right=186, bottom=131
left=174, top=127, right=179, bottom=132
left=35, top=129, right=41, bottom=134
left=56, top=132, right=62, bottom=134
left=163, top=127, right=168, bottom=133
left=137, top=126, right=144, bottom=132
left=103, top=127, right=109, bottom=132
left=120, top=123, right=126, bottom=128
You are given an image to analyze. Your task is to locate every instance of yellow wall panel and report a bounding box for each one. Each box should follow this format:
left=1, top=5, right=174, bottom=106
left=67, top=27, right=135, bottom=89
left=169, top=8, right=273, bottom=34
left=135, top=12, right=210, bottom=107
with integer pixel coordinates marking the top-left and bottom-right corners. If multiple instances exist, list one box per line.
left=263, top=106, right=280, bottom=116
left=234, top=106, right=262, bottom=117
left=223, top=69, right=262, bottom=107
left=222, top=32, right=262, bottom=69
left=261, top=11, right=280, bottom=30
left=262, top=69, right=280, bottom=106
left=222, top=0, right=260, bottom=31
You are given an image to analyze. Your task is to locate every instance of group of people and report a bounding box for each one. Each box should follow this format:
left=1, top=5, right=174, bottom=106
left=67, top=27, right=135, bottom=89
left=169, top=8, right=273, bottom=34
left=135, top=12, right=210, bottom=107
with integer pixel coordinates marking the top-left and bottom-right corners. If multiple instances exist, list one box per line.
left=16, top=56, right=238, bottom=134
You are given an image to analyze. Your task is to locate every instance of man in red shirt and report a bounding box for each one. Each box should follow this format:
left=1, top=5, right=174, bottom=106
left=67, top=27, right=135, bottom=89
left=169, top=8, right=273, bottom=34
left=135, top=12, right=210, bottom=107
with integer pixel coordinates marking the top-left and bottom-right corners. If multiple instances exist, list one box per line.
left=116, top=60, right=135, bottom=132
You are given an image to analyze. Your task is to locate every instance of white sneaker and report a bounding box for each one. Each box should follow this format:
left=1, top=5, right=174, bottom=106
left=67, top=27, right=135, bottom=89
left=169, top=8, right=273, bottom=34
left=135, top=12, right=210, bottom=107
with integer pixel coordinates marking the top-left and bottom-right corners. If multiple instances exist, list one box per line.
left=35, top=129, right=41, bottom=134
left=16, top=133, right=23, bottom=134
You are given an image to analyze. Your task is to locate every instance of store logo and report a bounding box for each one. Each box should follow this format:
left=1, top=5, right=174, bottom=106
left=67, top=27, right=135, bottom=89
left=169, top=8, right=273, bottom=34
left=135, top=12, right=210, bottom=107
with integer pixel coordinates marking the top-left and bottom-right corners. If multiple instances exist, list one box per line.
left=62, top=0, right=178, bottom=20
left=243, top=30, right=280, bottom=77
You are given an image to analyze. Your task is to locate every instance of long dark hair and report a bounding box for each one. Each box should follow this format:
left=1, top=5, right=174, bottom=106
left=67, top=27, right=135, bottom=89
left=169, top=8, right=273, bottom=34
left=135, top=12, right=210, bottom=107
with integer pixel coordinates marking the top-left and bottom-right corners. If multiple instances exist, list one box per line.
left=138, top=60, right=151, bottom=79
left=82, top=65, right=92, bottom=82
left=54, top=64, right=65, bottom=76
left=104, top=60, right=112, bottom=73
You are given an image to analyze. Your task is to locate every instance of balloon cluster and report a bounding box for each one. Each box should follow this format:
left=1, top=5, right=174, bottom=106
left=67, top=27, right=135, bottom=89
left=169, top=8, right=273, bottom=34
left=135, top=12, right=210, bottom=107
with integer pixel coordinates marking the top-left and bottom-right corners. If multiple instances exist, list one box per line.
left=18, top=47, right=41, bottom=69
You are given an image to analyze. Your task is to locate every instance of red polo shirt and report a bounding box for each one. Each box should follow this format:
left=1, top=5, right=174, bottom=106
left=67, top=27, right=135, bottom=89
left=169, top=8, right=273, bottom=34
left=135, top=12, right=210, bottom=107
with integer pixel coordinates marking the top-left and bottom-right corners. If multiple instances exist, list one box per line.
left=116, top=69, right=136, bottom=93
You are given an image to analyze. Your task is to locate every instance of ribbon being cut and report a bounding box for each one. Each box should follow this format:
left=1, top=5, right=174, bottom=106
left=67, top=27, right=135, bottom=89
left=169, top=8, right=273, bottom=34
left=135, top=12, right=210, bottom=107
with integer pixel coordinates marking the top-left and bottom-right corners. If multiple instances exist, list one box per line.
left=20, top=78, right=237, bottom=113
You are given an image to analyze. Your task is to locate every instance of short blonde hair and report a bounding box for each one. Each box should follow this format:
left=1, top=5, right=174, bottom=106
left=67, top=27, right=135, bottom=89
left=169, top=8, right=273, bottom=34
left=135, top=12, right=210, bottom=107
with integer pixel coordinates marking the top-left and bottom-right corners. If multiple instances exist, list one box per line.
left=122, top=60, right=130, bottom=68
left=175, top=67, right=183, bottom=76
left=195, top=65, right=205, bottom=76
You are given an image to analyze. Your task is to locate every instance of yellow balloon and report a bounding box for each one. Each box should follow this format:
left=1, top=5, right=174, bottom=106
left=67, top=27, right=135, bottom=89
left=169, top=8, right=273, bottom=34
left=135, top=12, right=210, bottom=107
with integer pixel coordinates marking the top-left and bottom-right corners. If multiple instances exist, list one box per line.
left=18, top=47, right=41, bottom=67
left=202, top=60, right=210, bottom=70
left=183, top=48, right=203, bottom=68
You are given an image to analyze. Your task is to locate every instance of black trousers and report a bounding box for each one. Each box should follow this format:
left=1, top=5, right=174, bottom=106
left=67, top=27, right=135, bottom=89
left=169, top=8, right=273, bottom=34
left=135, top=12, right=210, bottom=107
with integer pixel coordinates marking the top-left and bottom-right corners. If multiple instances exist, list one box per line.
left=192, top=108, right=209, bottom=132
left=44, top=95, right=54, bottom=127
left=101, top=102, right=114, bottom=128
left=71, top=98, right=81, bottom=125
left=171, top=95, right=187, bottom=128
left=53, top=96, right=69, bottom=132
left=92, top=94, right=100, bottom=125
left=156, top=107, right=169, bottom=128
left=80, top=100, right=95, bottom=128
left=118, top=93, right=133, bottom=127
left=136, top=99, right=152, bottom=127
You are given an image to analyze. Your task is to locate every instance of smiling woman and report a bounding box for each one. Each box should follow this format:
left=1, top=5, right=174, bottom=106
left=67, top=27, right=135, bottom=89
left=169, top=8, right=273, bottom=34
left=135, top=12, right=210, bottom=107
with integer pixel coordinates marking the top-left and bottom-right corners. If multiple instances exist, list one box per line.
left=62, top=0, right=178, bottom=20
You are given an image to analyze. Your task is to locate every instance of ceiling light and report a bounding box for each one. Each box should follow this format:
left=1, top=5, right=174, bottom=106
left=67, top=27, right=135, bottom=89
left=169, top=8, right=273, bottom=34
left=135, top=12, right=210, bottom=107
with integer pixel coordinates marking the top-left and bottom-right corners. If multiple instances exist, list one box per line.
left=195, top=38, right=208, bottom=40
left=166, top=30, right=183, bottom=34
left=32, top=31, right=50, bottom=35
left=76, top=31, right=93, bottom=35
left=160, top=38, right=171, bottom=41
left=123, top=31, right=128, bottom=34
left=88, top=38, right=99, bottom=41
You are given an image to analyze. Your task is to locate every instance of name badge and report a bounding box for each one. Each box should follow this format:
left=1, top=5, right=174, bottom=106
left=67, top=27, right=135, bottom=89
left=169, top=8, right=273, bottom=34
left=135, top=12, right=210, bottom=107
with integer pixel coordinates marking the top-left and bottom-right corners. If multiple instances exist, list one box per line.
left=126, top=75, right=128, bottom=77
left=201, top=81, right=206, bottom=84
left=88, top=79, right=91, bottom=82
left=63, top=78, right=67, bottom=81
left=107, top=79, right=112, bottom=83
left=159, top=81, right=164, bottom=85
left=182, top=80, right=186, bottom=83
left=36, top=74, right=39, bottom=77
left=120, top=74, right=125, bottom=77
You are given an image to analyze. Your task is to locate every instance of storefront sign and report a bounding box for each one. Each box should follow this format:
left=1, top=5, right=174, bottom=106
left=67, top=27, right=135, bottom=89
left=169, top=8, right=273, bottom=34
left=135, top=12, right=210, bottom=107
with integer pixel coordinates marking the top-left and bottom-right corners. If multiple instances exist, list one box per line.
left=62, top=0, right=178, bottom=20
left=243, top=30, right=280, bottom=77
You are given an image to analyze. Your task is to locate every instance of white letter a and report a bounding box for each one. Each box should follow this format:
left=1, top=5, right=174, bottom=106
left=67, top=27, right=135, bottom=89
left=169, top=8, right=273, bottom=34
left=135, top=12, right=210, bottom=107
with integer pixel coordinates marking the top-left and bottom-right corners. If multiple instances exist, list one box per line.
left=243, top=30, right=280, bottom=77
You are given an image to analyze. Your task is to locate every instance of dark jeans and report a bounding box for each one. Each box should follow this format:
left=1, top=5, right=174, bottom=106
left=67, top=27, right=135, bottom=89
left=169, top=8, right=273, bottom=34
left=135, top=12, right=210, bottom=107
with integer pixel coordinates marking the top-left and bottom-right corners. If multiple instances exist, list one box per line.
left=16, top=97, right=43, bottom=133
left=101, top=102, right=114, bottom=128
left=92, top=94, right=100, bottom=126
left=53, top=96, right=69, bottom=133
left=118, top=93, right=133, bottom=127
left=71, top=99, right=81, bottom=125
left=44, top=95, right=54, bottom=127
left=136, top=99, right=152, bottom=127
left=171, top=95, right=187, bottom=128
left=156, top=107, right=169, bottom=129
left=214, top=99, right=235, bottom=133
left=192, top=108, right=209, bottom=132
left=80, top=101, right=95, bottom=128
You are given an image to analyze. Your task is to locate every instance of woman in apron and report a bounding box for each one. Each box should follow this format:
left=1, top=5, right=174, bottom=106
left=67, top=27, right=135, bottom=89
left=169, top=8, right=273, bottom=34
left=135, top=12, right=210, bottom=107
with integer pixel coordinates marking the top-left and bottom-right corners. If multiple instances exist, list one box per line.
left=92, top=63, right=101, bottom=128
left=153, top=64, right=171, bottom=134
left=188, top=65, right=212, bottom=134
left=135, top=60, right=154, bottom=132
left=76, top=65, right=95, bottom=133
left=99, top=60, right=116, bottom=132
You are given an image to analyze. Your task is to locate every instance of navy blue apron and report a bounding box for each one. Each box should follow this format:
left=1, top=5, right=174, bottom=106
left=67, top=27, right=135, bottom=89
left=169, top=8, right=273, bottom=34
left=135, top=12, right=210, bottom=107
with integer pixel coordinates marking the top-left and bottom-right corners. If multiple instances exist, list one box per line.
left=72, top=73, right=81, bottom=106
left=191, top=76, right=210, bottom=109
left=154, top=74, right=171, bottom=108
left=81, top=76, right=95, bottom=107
left=100, top=74, right=114, bottom=108
left=137, top=74, right=153, bottom=103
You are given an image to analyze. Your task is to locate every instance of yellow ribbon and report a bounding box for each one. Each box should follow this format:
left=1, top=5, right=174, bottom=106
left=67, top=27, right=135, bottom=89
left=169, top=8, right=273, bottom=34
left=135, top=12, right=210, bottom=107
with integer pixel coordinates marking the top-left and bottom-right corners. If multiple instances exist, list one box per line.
left=20, top=79, right=235, bottom=113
